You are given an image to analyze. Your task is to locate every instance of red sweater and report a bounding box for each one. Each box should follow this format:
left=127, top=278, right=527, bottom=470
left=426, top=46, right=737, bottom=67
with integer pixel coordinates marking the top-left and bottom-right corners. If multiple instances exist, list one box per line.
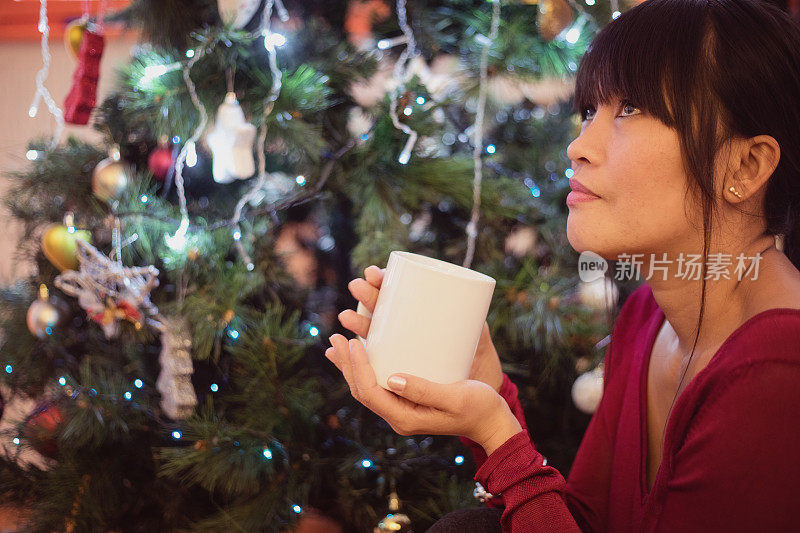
left=459, top=283, right=800, bottom=532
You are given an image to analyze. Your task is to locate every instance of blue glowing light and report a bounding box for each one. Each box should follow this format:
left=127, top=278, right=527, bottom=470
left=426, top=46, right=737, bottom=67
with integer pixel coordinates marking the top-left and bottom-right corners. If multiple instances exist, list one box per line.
left=140, top=194, right=149, bottom=203
left=172, top=431, right=182, bottom=440
left=361, top=459, right=373, bottom=468
left=308, top=326, right=319, bottom=337
left=134, top=379, right=144, bottom=389
left=4, top=365, right=12, bottom=374
left=292, top=505, right=302, bottom=514
left=12, top=437, right=20, bottom=445
left=486, top=144, right=496, bottom=154
left=210, top=383, right=219, bottom=392
left=416, top=96, right=426, bottom=105
left=565, top=168, right=574, bottom=178
left=263, top=448, right=273, bottom=459
left=124, top=392, right=132, bottom=401
left=454, top=455, right=465, bottom=465
left=228, top=329, right=240, bottom=340
left=58, top=377, right=67, bottom=386
left=530, top=187, right=541, bottom=198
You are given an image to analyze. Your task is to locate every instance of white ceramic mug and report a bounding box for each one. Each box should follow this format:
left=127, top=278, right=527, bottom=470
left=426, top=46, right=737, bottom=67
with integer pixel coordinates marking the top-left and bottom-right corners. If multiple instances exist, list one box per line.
left=355, top=251, right=496, bottom=391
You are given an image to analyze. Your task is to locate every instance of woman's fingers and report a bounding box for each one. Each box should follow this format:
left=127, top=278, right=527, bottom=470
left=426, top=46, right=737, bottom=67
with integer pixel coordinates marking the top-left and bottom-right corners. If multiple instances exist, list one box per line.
left=337, top=309, right=370, bottom=338
left=329, top=334, right=358, bottom=397
left=347, top=338, right=408, bottom=415
left=324, top=346, right=340, bottom=372
left=347, top=278, right=380, bottom=313
left=364, top=265, right=384, bottom=289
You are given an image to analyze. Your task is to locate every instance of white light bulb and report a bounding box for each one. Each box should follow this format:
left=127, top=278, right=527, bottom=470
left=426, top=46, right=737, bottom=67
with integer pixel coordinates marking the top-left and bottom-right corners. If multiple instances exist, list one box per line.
left=566, top=28, right=581, bottom=44
left=185, top=141, right=197, bottom=168
left=165, top=218, right=189, bottom=252
left=264, top=32, right=287, bottom=49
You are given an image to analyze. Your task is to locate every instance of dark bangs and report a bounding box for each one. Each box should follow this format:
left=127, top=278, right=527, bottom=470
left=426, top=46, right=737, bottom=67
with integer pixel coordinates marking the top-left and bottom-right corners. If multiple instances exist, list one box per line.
left=572, top=0, right=715, bottom=134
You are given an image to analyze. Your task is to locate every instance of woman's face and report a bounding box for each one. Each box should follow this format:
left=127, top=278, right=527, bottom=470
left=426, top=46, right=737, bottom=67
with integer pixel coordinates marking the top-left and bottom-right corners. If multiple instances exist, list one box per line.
left=565, top=98, right=700, bottom=263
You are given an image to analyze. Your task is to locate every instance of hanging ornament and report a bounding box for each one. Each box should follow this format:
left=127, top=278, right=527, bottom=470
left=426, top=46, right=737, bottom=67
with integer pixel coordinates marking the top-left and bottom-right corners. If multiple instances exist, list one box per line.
left=63, top=27, right=104, bottom=125
left=571, top=364, right=604, bottom=414
left=577, top=277, right=619, bottom=313
left=42, top=219, right=92, bottom=272
left=148, top=136, right=175, bottom=182
left=156, top=316, right=198, bottom=420
left=504, top=225, right=538, bottom=258
left=518, top=76, right=575, bottom=106
left=206, top=92, right=256, bottom=184
left=344, top=0, right=391, bottom=50
left=26, top=284, right=61, bottom=338
left=216, top=0, right=262, bottom=29
left=23, top=401, right=63, bottom=459
left=92, top=145, right=131, bottom=203
left=64, top=17, right=89, bottom=59
left=487, top=75, right=527, bottom=106
left=347, top=107, right=374, bottom=141
left=537, top=0, right=574, bottom=41
left=373, top=491, right=411, bottom=533
left=54, top=237, right=159, bottom=339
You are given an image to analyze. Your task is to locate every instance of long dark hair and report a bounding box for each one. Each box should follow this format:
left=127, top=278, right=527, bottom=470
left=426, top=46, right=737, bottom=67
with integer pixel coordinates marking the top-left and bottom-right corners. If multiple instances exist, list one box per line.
left=573, top=0, right=800, bottom=422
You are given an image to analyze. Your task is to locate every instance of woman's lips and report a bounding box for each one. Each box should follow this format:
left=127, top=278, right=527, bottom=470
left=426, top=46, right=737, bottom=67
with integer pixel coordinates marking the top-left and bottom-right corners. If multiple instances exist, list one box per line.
left=566, top=178, right=601, bottom=206
left=566, top=190, right=601, bottom=206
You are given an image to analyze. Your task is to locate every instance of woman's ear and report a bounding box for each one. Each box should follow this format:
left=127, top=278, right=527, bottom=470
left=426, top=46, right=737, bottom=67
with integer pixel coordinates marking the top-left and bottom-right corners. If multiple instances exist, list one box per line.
left=728, top=134, right=781, bottom=201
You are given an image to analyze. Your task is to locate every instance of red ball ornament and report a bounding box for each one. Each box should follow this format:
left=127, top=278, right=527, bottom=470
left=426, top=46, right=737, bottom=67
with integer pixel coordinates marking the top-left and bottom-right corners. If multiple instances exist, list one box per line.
left=148, top=143, right=174, bottom=182
left=23, top=402, right=63, bottom=458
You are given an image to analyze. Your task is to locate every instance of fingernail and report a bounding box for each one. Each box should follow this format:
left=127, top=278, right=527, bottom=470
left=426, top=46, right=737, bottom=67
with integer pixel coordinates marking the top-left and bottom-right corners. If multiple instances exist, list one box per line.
left=328, top=335, right=335, bottom=344
left=387, top=376, right=406, bottom=391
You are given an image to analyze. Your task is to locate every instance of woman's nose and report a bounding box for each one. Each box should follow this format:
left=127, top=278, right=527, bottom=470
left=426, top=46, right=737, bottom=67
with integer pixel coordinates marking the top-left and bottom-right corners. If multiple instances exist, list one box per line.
left=566, top=118, right=606, bottom=168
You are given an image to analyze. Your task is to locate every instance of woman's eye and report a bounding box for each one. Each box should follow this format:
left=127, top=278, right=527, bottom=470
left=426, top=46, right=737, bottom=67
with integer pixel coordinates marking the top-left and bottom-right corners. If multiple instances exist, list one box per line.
left=619, top=101, right=641, bottom=117
left=581, top=106, right=596, bottom=121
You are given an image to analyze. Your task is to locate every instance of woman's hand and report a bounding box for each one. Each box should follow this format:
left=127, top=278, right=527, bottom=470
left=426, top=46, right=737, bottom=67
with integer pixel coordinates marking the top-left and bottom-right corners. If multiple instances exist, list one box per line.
left=337, top=265, right=505, bottom=393
left=324, top=334, right=522, bottom=455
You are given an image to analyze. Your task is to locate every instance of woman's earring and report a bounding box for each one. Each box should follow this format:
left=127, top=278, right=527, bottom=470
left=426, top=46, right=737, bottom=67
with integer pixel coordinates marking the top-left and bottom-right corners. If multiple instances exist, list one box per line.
left=728, top=186, right=743, bottom=199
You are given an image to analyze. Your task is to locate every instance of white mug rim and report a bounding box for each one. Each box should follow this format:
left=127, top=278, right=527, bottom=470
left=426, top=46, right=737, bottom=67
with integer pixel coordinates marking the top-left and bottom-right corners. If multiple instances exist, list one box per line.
left=391, top=251, right=496, bottom=285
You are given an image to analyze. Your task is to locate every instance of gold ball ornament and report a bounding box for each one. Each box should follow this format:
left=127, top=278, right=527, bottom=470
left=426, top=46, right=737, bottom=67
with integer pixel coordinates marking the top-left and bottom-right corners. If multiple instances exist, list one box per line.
left=42, top=224, right=92, bottom=272
left=537, top=0, right=574, bottom=41
left=27, top=285, right=60, bottom=338
left=374, top=513, right=411, bottom=532
left=64, top=18, right=88, bottom=59
left=92, top=146, right=131, bottom=203
left=374, top=491, right=412, bottom=533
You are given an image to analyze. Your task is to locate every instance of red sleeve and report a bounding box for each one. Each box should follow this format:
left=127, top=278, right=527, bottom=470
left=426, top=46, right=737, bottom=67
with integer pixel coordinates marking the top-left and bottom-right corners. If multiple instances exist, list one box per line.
left=462, top=284, right=651, bottom=530
left=654, top=360, right=800, bottom=531
left=458, top=372, right=529, bottom=508
left=470, top=344, right=621, bottom=533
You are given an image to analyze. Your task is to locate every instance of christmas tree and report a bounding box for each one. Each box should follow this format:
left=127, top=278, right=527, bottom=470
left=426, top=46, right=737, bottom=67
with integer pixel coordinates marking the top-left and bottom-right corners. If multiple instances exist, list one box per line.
left=0, top=0, right=633, bottom=530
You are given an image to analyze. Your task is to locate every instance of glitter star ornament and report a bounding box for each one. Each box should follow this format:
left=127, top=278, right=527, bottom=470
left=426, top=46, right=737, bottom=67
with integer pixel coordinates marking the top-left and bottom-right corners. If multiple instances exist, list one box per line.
left=206, top=92, right=257, bottom=184
left=54, top=239, right=159, bottom=339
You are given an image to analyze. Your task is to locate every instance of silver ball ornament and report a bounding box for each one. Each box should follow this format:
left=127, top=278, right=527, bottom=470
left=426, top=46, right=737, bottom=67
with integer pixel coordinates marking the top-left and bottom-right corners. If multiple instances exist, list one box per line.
left=571, top=365, right=604, bottom=414
left=27, top=299, right=60, bottom=338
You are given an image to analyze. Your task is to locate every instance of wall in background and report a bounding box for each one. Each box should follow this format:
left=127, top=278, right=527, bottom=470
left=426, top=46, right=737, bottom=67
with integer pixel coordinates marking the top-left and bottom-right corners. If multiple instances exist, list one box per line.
left=0, top=33, right=137, bottom=283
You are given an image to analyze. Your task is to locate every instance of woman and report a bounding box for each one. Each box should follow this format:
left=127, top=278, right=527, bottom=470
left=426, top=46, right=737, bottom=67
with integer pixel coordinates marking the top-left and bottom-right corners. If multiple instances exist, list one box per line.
left=326, top=0, right=800, bottom=530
